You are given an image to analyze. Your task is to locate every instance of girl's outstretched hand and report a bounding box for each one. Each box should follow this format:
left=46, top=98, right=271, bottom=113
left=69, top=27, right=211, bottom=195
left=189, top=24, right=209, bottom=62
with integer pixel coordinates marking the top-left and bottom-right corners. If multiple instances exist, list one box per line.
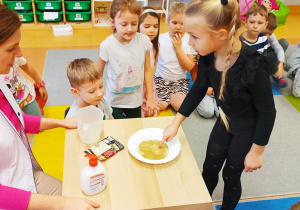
left=159, top=123, right=179, bottom=148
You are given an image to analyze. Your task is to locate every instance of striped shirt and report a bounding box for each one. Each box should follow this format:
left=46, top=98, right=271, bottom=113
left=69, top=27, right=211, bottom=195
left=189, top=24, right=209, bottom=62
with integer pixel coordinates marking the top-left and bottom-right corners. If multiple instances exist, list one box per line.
left=242, top=33, right=269, bottom=54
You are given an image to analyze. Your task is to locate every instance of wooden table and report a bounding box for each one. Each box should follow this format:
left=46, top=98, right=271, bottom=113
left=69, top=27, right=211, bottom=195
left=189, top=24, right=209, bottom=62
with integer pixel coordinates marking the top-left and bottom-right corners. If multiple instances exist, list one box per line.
left=63, top=116, right=212, bottom=210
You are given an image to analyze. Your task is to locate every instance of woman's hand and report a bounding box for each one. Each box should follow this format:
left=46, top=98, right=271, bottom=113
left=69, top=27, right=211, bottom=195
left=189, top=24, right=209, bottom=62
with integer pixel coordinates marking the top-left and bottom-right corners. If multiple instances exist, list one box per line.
left=63, top=117, right=77, bottom=129
left=38, top=86, right=48, bottom=100
left=63, top=197, right=100, bottom=210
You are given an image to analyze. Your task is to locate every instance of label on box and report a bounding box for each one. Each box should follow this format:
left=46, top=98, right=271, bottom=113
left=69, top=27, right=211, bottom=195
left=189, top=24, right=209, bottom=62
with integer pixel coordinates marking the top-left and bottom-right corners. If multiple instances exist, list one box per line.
left=46, top=2, right=51, bottom=6
left=75, top=17, right=83, bottom=20
left=84, top=136, right=124, bottom=161
left=45, top=7, right=54, bottom=9
left=73, top=6, right=82, bottom=9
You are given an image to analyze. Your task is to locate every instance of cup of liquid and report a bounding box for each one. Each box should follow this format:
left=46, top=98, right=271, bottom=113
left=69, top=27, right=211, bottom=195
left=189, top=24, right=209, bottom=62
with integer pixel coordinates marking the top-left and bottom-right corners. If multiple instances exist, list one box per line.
left=75, top=105, right=104, bottom=144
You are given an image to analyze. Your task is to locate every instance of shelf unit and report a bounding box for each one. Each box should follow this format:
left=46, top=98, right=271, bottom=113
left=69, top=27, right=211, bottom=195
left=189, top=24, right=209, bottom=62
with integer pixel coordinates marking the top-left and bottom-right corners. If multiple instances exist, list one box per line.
left=1, top=0, right=148, bottom=30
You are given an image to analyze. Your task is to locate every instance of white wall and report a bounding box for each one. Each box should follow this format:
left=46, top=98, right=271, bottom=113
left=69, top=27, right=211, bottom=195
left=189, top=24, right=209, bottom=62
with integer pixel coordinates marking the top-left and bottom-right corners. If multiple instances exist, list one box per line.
left=282, top=0, right=300, bottom=5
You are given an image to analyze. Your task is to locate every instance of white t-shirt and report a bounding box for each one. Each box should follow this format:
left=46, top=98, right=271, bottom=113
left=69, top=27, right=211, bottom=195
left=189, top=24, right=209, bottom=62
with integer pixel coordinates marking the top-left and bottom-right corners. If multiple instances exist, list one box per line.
left=3, top=57, right=36, bottom=108
left=66, top=96, right=112, bottom=120
left=99, top=33, right=152, bottom=108
left=155, top=32, right=197, bottom=81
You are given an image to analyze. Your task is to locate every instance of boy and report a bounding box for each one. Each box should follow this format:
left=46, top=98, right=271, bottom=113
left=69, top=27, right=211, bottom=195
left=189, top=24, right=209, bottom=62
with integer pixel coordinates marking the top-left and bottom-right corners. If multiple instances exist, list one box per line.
left=66, top=58, right=113, bottom=119
left=262, top=13, right=289, bottom=87
left=154, top=1, right=197, bottom=111
left=241, top=4, right=269, bottom=54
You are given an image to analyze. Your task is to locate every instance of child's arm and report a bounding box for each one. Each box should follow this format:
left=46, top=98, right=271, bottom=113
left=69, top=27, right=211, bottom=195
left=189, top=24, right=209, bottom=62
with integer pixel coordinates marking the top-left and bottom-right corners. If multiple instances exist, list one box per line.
left=20, top=63, right=48, bottom=99
left=97, top=57, right=106, bottom=77
left=269, top=34, right=285, bottom=79
left=144, top=51, right=157, bottom=116
left=172, top=34, right=196, bottom=71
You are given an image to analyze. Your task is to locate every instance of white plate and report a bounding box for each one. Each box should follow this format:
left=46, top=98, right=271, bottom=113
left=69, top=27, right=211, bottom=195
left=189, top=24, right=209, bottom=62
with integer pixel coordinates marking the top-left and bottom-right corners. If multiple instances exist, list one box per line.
left=127, top=128, right=181, bottom=164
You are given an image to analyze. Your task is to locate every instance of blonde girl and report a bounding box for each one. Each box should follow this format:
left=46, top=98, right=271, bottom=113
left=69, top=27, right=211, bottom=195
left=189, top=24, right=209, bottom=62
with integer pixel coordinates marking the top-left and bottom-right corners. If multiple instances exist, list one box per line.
left=138, top=7, right=161, bottom=117
left=160, top=0, right=277, bottom=209
left=97, top=0, right=157, bottom=119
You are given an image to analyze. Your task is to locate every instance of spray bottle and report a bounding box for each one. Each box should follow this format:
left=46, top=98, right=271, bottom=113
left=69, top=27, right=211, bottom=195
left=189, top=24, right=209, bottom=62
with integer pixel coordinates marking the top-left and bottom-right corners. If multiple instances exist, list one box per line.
left=80, top=154, right=107, bottom=195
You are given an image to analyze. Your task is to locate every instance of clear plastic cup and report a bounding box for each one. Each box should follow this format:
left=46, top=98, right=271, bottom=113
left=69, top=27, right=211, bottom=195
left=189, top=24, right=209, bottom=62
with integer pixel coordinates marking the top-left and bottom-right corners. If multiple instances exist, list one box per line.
left=75, top=105, right=104, bottom=144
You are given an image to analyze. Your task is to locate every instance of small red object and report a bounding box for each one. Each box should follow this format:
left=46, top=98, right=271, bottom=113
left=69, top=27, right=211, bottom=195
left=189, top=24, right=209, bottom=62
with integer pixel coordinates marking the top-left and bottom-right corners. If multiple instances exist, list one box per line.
left=34, top=81, right=46, bottom=88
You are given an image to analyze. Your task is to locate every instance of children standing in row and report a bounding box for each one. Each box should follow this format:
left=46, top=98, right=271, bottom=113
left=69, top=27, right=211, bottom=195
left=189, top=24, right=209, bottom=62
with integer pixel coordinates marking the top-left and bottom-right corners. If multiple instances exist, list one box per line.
left=97, top=0, right=157, bottom=119
left=138, top=7, right=161, bottom=117
left=154, top=1, right=197, bottom=112
left=66, top=58, right=113, bottom=119
left=160, top=0, right=277, bottom=209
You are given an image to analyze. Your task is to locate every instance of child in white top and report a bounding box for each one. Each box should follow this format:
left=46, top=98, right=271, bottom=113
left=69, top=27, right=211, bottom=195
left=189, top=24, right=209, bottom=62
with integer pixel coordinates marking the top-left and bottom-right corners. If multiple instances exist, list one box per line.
left=154, top=1, right=197, bottom=111
left=3, top=56, right=47, bottom=116
left=138, top=7, right=161, bottom=117
left=97, top=0, right=157, bottom=119
left=66, top=58, right=113, bottom=119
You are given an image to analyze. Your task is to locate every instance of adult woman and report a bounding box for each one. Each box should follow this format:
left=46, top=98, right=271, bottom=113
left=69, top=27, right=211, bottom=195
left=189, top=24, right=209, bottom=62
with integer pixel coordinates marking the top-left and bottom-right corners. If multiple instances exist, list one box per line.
left=0, top=5, right=100, bottom=210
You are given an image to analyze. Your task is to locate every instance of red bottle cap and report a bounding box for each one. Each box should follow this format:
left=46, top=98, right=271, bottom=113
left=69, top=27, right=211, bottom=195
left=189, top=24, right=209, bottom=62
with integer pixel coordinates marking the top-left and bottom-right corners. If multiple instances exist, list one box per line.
left=85, top=154, right=98, bottom=167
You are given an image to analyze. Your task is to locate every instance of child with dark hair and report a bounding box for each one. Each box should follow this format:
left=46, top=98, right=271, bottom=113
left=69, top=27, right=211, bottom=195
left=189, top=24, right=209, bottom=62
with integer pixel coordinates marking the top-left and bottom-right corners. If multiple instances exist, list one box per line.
left=138, top=7, right=162, bottom=117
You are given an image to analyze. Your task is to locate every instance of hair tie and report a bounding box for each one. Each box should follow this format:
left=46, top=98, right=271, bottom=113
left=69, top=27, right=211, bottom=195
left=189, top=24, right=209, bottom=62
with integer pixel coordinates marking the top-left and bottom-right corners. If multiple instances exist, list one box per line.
left=140, top=8, right=158, bottom=16
left=221, top=0, right=228, bottom=5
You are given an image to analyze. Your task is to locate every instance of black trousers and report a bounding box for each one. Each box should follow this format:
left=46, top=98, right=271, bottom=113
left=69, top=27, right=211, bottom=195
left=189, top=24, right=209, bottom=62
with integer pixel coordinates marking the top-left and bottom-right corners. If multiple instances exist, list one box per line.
left=202, top=118, right=255, bottom=210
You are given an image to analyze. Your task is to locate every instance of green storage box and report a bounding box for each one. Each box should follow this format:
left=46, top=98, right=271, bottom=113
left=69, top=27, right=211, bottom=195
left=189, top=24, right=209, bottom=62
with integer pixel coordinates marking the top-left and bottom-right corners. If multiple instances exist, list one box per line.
left=17, top=11, right=34, bottom=22
left=3, top=0, right=32, bottom=10
left=65, top=0, right=91, bottom=10
left=271, top=0, right=290, bottom=26
left=36, top=10, right=63, bottom=22
left=35, top=0, right=62, bottom=10
left=65, top=10, right=91, bottom=21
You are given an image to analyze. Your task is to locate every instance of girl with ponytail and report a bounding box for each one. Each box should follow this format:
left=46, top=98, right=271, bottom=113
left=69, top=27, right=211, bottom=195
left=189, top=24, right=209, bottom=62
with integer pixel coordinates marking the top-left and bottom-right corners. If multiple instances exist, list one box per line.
left=160, top=0, right=277, bottom=209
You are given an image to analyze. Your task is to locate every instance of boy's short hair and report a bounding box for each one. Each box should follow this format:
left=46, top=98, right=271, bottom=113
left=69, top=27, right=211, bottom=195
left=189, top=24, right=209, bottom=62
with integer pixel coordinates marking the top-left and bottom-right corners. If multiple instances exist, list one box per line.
left=168, top=1, right=187, bottom=21
left=266, top=13, right=277, bottom=30
left=67, top=58, right=101, bottom=89
left=245, top=4, right=268, bottom=21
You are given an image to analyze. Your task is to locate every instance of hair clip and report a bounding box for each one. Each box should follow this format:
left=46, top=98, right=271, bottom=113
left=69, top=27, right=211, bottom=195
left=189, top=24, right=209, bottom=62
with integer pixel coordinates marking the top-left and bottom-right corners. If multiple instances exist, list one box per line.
left=221, top=0, right=228, bottom=5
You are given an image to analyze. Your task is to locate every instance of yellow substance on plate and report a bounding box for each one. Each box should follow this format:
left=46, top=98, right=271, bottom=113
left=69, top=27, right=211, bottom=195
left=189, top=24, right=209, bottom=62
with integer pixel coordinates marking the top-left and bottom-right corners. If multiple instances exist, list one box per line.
left=139, top=140, right=169, bottom=160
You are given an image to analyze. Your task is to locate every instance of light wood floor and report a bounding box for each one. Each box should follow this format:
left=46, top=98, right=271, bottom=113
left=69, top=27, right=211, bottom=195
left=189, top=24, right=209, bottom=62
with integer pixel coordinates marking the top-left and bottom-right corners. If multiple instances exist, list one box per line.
left=22, top=7, right=300, bottom=205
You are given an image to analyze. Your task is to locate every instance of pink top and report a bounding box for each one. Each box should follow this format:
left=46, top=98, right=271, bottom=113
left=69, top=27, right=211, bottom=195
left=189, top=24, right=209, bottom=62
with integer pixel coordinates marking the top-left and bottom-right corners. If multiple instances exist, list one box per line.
left=0, top=90, right=41, bottom=210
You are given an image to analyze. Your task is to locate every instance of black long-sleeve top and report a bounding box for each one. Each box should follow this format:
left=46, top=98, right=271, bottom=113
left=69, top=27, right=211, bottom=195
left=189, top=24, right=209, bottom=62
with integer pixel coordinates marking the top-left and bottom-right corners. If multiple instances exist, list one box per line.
left=178, top=43, right=277, bottom=146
